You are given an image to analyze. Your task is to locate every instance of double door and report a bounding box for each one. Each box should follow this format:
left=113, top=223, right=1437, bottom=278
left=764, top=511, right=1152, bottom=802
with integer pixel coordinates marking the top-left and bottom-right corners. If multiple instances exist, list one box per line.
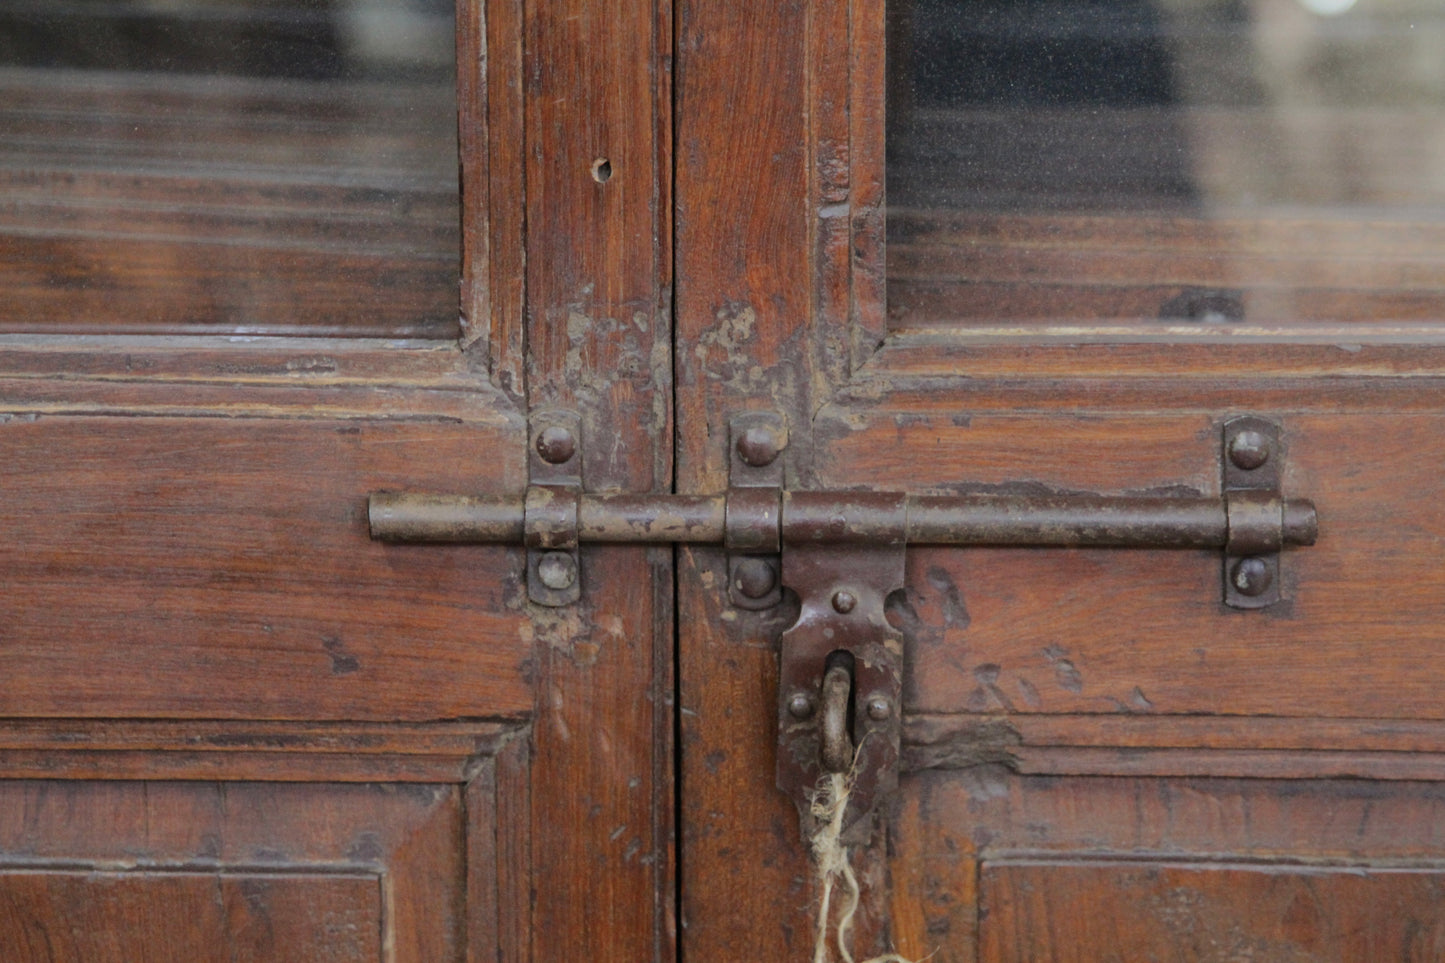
left=3, top=0, right=1444, bottom=959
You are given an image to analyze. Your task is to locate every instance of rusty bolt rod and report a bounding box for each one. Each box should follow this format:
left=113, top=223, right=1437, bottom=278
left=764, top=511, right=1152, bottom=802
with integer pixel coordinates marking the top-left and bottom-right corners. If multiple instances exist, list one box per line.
left=907, top=495, right=1307, bottom=548
left=369, top=491, right=1317, bottom=548
left=369, top=492, right=526, bottom=543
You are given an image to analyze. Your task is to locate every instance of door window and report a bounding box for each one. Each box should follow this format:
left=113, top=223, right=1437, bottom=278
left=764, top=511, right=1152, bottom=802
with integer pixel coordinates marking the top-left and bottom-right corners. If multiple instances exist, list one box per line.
left=888, top=0, right=1445, bottom=328
left=0, top=0, right=459, bottom=336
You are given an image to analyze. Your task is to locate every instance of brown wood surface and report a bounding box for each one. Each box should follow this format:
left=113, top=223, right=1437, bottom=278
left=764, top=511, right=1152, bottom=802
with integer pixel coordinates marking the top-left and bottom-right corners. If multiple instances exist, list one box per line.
left=674, top=0, right=837, bottom=952
left=0, top=777, right=485, bottom=963
left=0, top=873, right=383, bottom=963
left=676, top=0, right=1445, bottom=959
left=0, top=412, right=530, bottom=720
left=0, top=0, right=673, bottom=956
left=805, top=405, right=1445, bottom=721
left=517, top=0, right=675, bottom=954
left=891, top=772, right=1445, bottom=961
left=979, top=861, right=1445, bottom=962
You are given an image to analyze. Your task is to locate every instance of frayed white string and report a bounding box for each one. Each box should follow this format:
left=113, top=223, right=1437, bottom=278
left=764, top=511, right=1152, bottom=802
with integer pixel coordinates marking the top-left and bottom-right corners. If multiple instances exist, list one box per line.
left=808, top=763, right=926, bottom=963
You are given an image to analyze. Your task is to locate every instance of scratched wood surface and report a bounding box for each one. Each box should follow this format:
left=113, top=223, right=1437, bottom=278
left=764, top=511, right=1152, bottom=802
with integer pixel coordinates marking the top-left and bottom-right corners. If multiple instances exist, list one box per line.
left=0, top=777, right=494, bottom=963
left=0, top=0, right=672, bottom=958
left=979, top=861, right=1445, bottom=961
left=518, top=0, right=675, bottom=954
left=677, top=0, right=1445, bottom=959
left=674, top=0, right=903, bottom=952
left=803, top=400, right=1445, bottom=722
left=0, top=409, right=531, bottom=720
left=890, top=771, right=1445, bottom=961
left=673, top=0, right=854, bottom=953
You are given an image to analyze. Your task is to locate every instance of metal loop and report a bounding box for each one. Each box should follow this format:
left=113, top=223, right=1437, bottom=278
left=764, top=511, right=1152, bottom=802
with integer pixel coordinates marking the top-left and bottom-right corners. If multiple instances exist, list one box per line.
left=819, top=663, right=855, bottom=774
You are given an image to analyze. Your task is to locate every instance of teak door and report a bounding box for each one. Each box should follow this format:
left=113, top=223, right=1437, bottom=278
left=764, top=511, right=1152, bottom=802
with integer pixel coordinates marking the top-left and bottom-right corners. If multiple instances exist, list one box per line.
left=0, top=1, right=671, bottom=960
left=8, top=0, right=1445, bottom=960
left=676, top=0, right=1445, bottom=960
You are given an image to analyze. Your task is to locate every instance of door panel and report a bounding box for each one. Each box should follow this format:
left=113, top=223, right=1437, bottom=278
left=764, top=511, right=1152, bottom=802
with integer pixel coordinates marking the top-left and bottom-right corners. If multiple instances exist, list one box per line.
left=0, top=775, right=485, bottom=963
left=0, top=0, right=673, bottom=957
left=676, top=0, right=1445, bottom=960
left=894, top=773, right=1445, bottom=961
left=978, top=860, right=1445, bottom=960
left=817, top=403, right=1445, bottom=719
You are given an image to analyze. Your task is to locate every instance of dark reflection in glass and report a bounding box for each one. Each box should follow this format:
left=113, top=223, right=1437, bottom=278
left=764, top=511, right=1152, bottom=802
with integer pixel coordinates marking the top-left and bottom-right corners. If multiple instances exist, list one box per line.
left=888, top=0, right=1445, bottom=327
left=0, top=0, right=459, bottom=336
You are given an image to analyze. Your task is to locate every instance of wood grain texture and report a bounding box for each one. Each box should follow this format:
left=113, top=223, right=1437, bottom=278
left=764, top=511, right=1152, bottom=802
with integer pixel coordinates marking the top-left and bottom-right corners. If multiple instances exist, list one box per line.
left=0, top=872, right=383, bottom=963
left=458, top=0, right=490, bottom=354
left=516, top=0, right=674, bottom=953
left=0, top=413, right=531, bottom=720
left=806, top=406, right=1445, bottom=721
left=673, top=0, right=899, bottom=954
left=481, top=0, right=526, bottom=393
left=0, top=778, right=473, bottom=963
left=891, top=770, right=1445, bottom=962
left=0, top=720, right=513, bottom=782
left=905, top=714, right=1445, bottom=781
left=980, top=861, right=1445, bottom=962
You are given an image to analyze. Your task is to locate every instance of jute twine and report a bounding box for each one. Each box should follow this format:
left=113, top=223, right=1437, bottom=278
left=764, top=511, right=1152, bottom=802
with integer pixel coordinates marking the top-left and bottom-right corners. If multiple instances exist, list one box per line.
left=807, top=759, right=926, bottom=963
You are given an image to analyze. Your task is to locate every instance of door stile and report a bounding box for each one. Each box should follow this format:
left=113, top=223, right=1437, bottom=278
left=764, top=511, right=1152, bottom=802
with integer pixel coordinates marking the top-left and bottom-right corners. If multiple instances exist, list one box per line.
left=517, top=0, right=676, bottom=954
left=675, top=0, right=894, bottom=955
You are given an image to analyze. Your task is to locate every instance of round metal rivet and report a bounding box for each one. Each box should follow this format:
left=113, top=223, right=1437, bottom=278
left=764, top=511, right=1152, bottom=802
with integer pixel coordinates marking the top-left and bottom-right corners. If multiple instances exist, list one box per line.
left=537, top=551, right=578, bottom=590
left=733, top=557, right=778, bottom=600
left=736, top=426, right=781, bottom=467
left=1231, top=556, right=1273, bottom=597
left=866, top=697, right=892, bottom=722
left=1228, top=430, right=1270, bottom=471
left=535, top=426, right=577, bottom=465
left=787, top=692, right=815, bottom=720
left=831, top=590, right=857, bottom=614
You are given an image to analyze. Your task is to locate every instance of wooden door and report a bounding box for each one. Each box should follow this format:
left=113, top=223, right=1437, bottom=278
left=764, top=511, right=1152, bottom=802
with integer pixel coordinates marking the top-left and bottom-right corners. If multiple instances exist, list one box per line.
left=676, top=0, right=1445, bottom=959
left=0, top=1, right=671, bottom=960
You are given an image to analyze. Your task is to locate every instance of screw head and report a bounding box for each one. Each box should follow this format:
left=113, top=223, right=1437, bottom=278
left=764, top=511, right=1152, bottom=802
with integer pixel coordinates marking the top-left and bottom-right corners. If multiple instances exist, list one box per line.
left=1229, top=430, right=1270, bottom=471
left=733, top=557, right=778, bottom=600
left=535, top=426, right=577, bottom=465
left=831, top=590, right=858, bottom=614
left=536, top=551, right=578, bottom=591
left=787, top=692, right=815, bottom=719
left=1231, top=556, right=1273, bottom=597
left=866, top=697, right=892, bottom=722
left=736, top=426, right=782, bottom=467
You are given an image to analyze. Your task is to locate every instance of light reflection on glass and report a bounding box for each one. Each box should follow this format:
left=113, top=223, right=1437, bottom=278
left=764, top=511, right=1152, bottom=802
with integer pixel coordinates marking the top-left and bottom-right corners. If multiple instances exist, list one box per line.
left=887, top=0, right=1445, bottom=326
left=0, top=1, right=460, bottom=336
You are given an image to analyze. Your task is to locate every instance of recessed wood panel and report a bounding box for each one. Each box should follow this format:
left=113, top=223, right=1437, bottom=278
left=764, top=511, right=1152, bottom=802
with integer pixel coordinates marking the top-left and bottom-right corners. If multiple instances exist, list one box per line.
left=979, top=861, right=1445, bottom=962
left=0, top=777, right=482, bottom=963
left=0, top=871, right=382, bottom=963
left=891, top=771, right=1445, bottom=961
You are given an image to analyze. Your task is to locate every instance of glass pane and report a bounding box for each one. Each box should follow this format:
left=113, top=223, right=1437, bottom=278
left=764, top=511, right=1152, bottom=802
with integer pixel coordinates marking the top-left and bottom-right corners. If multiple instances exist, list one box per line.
left=888, top=0, right=1445, bottom=328
left=0, top=0, right=458, bottom=336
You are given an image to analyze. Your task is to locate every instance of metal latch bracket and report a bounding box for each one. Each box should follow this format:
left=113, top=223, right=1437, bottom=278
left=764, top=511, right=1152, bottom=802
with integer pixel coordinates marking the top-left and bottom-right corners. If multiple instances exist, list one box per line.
left=526, top=408, right=582, bottom=606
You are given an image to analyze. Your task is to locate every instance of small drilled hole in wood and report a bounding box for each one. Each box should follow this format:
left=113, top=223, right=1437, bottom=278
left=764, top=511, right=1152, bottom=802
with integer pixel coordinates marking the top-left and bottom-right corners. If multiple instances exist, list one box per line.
left=591, top=157, right=612, bottom=183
